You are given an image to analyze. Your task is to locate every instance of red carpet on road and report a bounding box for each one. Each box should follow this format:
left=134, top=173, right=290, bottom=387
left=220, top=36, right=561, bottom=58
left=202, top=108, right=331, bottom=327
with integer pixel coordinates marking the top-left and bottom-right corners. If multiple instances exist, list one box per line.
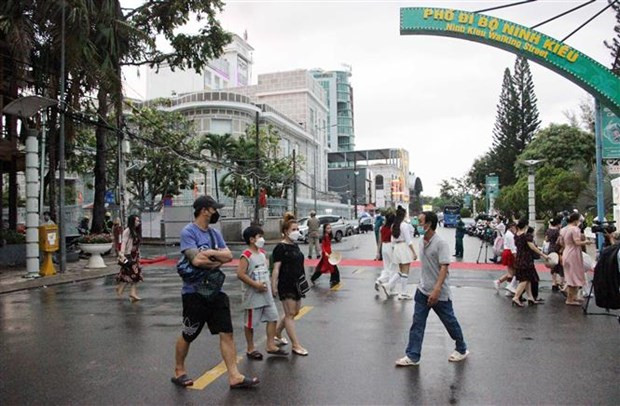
left=145, top=258, right=550, bottom=273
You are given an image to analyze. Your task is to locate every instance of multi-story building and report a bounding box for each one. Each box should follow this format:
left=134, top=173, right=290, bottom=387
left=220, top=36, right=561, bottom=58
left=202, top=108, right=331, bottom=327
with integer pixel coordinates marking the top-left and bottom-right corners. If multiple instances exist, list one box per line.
left=145, top=33, right=254, bottom=99
left=139, top=91, right=324, bottom=203
left=311, top=69, right=355, bottom=151
left=230, top=69, right=330, bottom=195
left=328, top=148, right=412, bottom=210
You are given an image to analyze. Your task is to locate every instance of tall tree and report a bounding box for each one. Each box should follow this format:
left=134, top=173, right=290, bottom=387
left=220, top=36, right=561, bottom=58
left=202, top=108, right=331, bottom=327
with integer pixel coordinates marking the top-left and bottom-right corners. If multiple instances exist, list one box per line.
left=489, top=67, right=519, bottom=186
left=512, top=56, right=541, bottom=151
left=196, top=133, right=233, bottom=201
left=605, top=0, right=620, bottom=74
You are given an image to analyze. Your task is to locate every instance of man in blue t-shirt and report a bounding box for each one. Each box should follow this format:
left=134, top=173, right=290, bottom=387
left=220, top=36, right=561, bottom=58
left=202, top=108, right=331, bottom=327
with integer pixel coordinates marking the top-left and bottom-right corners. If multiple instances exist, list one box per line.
left=171, top=195, right=259, bottom=389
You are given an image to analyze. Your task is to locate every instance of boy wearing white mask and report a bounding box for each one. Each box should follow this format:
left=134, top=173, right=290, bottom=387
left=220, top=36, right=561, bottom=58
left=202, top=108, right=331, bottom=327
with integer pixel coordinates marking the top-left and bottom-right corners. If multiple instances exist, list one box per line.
left=237, top=226, right=286, bottom=359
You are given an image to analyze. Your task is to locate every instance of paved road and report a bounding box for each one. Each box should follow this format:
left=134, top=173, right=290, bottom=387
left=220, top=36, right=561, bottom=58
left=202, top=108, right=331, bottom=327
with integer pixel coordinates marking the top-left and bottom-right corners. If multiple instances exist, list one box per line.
left=1, top=232, right=619, bottom=405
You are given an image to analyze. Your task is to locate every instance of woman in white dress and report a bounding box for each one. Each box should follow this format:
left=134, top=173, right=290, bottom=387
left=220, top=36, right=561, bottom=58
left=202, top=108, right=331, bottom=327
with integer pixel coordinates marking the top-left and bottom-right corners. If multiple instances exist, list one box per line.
left=380, top=206, right=417, bottom=299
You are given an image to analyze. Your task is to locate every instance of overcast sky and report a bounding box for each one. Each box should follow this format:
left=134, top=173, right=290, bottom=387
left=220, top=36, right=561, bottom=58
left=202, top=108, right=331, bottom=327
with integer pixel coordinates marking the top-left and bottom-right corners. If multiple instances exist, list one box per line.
left=122, top=0, right=618, bottom=196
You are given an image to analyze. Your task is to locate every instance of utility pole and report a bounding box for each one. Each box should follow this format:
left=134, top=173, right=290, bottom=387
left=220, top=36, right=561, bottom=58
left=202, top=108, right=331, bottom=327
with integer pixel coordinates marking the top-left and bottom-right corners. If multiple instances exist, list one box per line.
left=254, top=111, right=260, bottom=225
left=293, top=149, right=297, bottom=217
left=353, top=158, right=358, bottom=219
left=313, top=146, right=318, bottom=212
left=58, top=3, right=67, bottom=272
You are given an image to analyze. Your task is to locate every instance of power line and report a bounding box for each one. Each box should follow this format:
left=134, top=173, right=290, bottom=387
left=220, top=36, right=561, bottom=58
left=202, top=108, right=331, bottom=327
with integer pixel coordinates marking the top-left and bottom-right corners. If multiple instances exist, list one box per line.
left=531, top=0, right=596, bottom=29
left=561, top=0, right=619, bottom=42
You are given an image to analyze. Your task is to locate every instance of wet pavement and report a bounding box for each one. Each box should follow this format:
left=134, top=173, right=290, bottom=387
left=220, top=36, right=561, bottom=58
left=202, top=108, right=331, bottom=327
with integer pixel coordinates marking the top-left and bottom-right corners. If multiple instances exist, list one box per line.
left=1, top=231, right=619, bottom=405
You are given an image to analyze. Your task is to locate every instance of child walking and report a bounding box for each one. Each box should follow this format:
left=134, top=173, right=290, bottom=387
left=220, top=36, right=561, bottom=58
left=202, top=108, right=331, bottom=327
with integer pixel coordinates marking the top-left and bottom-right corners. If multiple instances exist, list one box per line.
left=237, top=226, right=288, bottom=359
left=310, top=223, right=341, bottom=288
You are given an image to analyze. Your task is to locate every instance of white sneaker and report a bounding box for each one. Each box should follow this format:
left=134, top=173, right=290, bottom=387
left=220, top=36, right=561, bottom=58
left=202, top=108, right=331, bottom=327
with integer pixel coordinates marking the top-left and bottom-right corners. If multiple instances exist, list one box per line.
left=504, top=291, right=515, bottom=297
left=374, top=281, right=379, bottom=291
left=493, top=280, right=501, bottom=291
left=448, top=350, right=469, bottom=362
left=395, top=356, right=420, bottom=366
left=505, top=284, right=516, bottom=294
left=399, top=293, right=413, bottom=300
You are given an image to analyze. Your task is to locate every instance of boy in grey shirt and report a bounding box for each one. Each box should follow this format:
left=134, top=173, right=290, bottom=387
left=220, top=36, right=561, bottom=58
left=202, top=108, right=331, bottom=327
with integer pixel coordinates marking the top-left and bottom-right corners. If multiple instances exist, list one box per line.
left=396, top=211, right=469, bottom=366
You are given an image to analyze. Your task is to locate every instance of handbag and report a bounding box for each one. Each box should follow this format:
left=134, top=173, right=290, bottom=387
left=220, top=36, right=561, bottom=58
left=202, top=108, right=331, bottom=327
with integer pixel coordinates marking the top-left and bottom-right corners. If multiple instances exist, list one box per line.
left=296, top=273, right=310, bottom=296
left=195, top=268, right=226, bottom=302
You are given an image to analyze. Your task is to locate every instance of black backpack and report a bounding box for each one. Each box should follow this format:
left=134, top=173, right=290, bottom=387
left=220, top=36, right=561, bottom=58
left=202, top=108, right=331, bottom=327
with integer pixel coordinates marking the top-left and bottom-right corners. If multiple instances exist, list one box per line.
left=593, top=244, right=620, bottom=310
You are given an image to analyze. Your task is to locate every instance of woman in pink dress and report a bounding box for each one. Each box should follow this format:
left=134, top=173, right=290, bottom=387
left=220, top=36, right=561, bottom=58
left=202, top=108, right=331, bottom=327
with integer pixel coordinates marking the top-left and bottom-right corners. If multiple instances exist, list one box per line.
left=559, top=212, right=593, bottom=305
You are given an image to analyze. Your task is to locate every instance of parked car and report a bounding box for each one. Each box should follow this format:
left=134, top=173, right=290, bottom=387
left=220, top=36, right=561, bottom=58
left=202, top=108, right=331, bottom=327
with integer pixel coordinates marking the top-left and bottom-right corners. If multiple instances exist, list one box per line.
left=359, top=216, right=373, bottom=233
left=298, top=215, right=348, bottom=243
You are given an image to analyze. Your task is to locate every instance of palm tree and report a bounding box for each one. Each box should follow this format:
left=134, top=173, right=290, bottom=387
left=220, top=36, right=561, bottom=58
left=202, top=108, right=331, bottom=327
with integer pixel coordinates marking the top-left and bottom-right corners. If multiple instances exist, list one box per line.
left=198, top=133, right=232, bottom=201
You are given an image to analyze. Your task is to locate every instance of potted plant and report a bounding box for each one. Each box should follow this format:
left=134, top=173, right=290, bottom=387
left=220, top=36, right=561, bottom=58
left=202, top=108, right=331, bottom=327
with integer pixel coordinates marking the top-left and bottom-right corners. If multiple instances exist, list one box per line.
left=0, top=229, right=26, bottom=267
left=77, top=233, right=113, bottom=269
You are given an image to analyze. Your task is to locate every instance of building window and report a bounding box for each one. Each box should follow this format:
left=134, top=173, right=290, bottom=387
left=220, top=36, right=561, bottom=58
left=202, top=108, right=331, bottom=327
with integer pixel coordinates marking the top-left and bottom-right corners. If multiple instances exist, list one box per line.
left=204, top=71, right=212, bottom=87
left=376, top=175, right=384, bottom=190
left=210, top=118, right=232, bottom=135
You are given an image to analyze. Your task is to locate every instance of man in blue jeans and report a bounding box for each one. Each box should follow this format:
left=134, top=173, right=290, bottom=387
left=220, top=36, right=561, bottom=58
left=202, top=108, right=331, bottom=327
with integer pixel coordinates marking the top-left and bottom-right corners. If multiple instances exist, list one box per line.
left=396, top=211, right=469, bottom=366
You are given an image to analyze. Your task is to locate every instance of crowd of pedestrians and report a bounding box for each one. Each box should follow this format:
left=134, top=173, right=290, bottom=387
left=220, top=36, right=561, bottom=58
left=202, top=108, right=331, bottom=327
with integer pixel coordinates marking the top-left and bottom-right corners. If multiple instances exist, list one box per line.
left=493, top=211, right=595, bottom=306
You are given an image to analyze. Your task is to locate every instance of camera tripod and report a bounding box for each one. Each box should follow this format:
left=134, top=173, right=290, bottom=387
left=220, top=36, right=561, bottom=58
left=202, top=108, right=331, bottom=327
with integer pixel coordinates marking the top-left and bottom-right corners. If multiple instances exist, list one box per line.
left=582, top=277, right=620, bottom=324
left=476, top=239, right=491, bottom=264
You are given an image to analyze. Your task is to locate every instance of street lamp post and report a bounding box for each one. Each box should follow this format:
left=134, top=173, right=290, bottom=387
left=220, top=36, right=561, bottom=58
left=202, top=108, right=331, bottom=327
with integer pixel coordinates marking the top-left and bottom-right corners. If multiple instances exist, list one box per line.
left=521, top=159, right=545, bottom=231
left=3, top=96, right=58, bottom=278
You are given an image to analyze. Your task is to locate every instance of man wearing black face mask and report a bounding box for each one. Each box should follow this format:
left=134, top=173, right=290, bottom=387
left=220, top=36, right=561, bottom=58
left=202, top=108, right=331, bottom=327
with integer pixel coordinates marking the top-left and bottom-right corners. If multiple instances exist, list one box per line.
left=172, top=195, right=260, bottom=389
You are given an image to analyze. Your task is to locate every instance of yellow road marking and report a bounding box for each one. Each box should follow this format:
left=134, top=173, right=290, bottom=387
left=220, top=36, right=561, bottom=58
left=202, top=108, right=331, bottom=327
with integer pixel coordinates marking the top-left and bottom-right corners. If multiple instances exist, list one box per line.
left=294, top=305, right=314, bottom=320
left=189, top=355, right=243, bottom=390
left=330, top=283, right=342, bottom=291
left=352, top=268, right=365, bottom=274
left=190, top=306, right=314, bottom=390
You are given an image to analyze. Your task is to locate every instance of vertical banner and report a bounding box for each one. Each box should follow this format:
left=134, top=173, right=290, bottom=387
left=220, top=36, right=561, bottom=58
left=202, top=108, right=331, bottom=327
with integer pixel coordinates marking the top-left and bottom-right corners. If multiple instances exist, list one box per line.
left=602, top=106, right=620, bottom=159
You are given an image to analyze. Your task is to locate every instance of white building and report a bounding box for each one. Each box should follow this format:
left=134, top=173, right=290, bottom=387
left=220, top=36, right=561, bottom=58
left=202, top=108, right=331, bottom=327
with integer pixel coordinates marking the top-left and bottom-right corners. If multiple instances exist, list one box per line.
left=145, top=33, right=254, bottom=99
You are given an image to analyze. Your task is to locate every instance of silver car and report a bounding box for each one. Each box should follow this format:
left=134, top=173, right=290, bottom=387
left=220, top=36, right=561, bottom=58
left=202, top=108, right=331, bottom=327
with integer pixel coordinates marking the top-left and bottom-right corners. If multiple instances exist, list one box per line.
left=298, top=215, right=348, bottom=243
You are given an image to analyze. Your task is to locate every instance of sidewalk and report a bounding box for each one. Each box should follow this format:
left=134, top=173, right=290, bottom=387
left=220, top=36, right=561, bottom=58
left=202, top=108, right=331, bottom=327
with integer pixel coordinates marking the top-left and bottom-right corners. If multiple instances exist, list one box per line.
left=0, top=257, right=122, bottom=295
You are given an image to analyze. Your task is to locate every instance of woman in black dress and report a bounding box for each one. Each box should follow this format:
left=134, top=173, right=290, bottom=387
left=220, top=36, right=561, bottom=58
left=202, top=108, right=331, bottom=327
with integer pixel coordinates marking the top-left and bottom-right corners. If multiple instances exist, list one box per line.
left=545, top=216, right=564, bottom=291
left=512, top=218, right=548, bottom=307
left=271, top=213, right=308, bottom=356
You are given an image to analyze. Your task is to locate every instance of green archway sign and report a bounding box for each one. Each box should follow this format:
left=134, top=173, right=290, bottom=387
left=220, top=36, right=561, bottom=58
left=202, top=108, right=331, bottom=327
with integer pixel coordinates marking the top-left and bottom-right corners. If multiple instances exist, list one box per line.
left=400, top=7, right=620, bottom=117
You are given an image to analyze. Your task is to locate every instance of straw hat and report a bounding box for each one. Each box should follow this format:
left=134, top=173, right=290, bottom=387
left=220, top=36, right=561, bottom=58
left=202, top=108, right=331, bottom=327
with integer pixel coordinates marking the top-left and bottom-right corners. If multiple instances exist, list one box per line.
left=544, top=252, right=559, bottom=268
left=328, top=251, right=342, bottom=265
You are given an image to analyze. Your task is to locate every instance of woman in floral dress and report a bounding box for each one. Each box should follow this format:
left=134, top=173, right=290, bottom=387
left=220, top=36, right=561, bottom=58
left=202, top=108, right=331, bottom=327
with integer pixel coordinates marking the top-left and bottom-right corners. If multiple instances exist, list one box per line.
left=116, top=214, right=143, bottom=302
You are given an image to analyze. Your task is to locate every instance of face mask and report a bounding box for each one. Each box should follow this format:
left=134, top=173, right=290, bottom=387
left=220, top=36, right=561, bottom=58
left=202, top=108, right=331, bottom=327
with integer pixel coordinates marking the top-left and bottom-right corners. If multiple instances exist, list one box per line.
left=255, top=237, right=265, bottom=248
left=289, top=231, right=301, bottom=242
left=209, top=210, right=220, bottom=224
left=417, top=226, right=426, bottom=236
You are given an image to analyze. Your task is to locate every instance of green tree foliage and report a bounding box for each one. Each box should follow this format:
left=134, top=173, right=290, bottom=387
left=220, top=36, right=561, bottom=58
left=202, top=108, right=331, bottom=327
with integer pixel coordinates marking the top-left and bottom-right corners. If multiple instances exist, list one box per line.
left=467, top=152, right=495, bottom=193
left=223, top=124, right=301, bottom=201
left=495, top=166, right=585, bottom=219
left=605, top=0, right=620, bottom=74
left=517, top=124, right=595, bottom=174
left=512, top=56, right=541, bottom=152
left=195, top=133, right=233, bottom=201
left=124, top=105, right=194, bottom=211
left=490, top=68, right=519, bottom=186
left=1, top=0, right=232, bottom=232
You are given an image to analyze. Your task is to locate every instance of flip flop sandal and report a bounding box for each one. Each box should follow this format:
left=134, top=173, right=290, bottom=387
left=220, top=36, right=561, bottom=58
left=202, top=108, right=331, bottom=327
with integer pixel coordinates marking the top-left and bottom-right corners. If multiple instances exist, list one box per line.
left=230, top=376, right=260, bottom=389
left=292, top=348, right=309, bottom=356
left=267, top=348, right=289, bottom=356
left=246, top=350, right=263, bottom=360
left=171, top=374, right=193, bottom=387
left=274, top=337, right=289, bottom=346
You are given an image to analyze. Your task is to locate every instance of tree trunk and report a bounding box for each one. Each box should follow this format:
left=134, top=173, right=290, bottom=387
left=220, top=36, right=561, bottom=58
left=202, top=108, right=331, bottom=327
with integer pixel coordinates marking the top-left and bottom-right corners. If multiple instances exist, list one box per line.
left=214, top=168, right=219, bottom=200
left=91, top=88, right=108, bottom=234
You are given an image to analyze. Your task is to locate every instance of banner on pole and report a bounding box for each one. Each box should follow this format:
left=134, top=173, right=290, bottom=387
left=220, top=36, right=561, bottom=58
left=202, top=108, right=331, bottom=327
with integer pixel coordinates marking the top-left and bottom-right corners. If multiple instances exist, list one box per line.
left=602, top=106, right=620, bottom=159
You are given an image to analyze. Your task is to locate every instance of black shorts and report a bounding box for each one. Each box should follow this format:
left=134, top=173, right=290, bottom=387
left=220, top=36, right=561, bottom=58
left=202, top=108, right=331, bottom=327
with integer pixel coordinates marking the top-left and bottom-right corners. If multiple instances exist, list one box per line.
left=181, top=292, right=233, bottom=343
